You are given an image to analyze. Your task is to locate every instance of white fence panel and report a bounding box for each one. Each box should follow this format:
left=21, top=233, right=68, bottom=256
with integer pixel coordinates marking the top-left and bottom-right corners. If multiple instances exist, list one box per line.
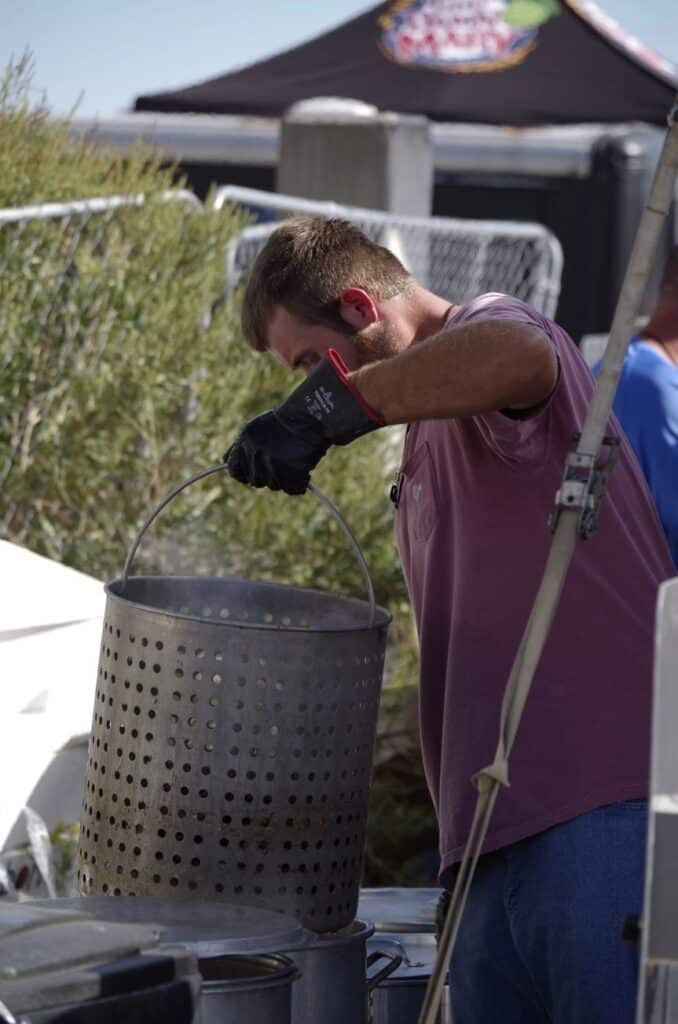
left=215, top=185, right=563, bottom=318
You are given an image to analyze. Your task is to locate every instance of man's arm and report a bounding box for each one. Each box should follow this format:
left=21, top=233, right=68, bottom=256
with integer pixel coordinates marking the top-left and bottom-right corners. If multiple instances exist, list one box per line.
left=225, top=318, right=558, bottom=494
left=351, top=318, right=559, bottom=425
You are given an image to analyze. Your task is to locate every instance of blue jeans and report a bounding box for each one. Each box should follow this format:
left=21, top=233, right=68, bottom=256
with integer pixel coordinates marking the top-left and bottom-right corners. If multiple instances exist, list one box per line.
left=449, top=800, right=648, bottom=1024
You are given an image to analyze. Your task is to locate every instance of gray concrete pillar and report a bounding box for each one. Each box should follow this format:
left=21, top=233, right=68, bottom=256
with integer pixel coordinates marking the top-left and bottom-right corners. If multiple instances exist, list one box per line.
left=277, top=99, right=433, bottom=282
left=278, top=100, right=432, bottom=216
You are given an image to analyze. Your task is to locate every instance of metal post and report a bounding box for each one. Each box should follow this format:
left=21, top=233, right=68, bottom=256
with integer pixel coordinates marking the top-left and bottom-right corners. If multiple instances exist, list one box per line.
left=278, top=100, right=432, bottom=282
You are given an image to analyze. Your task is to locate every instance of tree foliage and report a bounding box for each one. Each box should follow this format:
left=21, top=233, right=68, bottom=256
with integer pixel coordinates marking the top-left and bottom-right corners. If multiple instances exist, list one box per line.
left=0, top=56, right=437, bottom=884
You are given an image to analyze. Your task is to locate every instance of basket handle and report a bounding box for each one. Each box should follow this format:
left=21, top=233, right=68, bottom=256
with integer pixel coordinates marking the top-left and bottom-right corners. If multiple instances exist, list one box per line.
left=122, top=464, right=377, bottom=626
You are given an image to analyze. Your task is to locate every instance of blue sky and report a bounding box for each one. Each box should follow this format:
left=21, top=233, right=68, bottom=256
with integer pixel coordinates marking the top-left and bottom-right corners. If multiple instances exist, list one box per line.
left=4, top=0, right=678, bottom=117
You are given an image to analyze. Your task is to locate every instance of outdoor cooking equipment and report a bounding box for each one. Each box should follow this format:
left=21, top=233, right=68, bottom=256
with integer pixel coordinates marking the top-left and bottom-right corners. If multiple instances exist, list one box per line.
left=78, top=466, right=390, bottom=933
left=358, top=888, right=451, bottom=1023
left=366, top=933, right=449, bottom=1024
left=358, top=888, right=440, bottom=934
left=27, top=897, right=401, bottom=1024
left=0, top=902, right=201, bottom=1024
left=280, top=918, right=400, bottom=1024
left=199, top=953, right=298, bottom=1024
left=27, top=896, right=309, bottom=956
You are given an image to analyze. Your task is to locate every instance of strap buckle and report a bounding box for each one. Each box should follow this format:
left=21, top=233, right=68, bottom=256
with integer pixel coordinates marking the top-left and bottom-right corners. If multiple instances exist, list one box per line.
left=549, top=433, right=620, bottom=539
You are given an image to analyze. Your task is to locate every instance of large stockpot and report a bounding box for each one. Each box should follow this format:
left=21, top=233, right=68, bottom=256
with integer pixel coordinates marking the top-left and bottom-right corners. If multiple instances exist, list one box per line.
left=28, top=897, right=400, bottom=1024
left=366, top=933, right=450, bottom=1024
left=280, top=919, right=401, bottom=1024
left=199, top=953, right=298, bottom=1024
left=78, top=467, right=390, bottom=933
left=358, top=888, right=452, bottom=1024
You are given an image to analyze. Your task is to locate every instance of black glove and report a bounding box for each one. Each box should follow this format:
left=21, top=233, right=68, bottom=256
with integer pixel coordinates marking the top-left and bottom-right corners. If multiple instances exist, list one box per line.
left=224, top=349, right=384, bottom=494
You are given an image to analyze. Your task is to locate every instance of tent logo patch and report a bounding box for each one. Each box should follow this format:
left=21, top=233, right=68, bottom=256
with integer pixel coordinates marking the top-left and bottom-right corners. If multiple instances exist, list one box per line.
left=379, top=0, right=561, bottom=73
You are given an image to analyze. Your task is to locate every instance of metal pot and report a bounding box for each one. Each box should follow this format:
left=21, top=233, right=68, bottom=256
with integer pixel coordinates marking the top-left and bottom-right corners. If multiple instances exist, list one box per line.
left=282, top=919, right=401, bottom=1024
left=199, top=953, right=298, bottom=1024
left=366, top=933, right=450, bottom=1024
left=25, top=898, right=306, bottom=1024
left=358, top=888, right=451, bottom=1024
left=26, top=898, right=400, bottom=1024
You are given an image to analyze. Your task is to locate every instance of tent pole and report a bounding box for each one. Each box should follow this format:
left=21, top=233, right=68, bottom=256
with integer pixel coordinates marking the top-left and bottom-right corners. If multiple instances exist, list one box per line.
left=418, top=94, right=678, bottom=1024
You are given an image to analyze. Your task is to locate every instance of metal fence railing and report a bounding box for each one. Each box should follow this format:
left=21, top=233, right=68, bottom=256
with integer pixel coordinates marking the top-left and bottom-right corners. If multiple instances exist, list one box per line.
left=0, top=185, right=561, bottom=502
left=214, top=185, right=563, bottom=318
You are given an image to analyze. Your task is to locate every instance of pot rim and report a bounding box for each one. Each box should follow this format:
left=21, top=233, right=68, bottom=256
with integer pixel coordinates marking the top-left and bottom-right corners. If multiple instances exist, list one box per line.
left=199, top=952, right=299, bottom=993
left=106, top=577, right=391, bottom=635
left=283, top=918, right=375, bottom=953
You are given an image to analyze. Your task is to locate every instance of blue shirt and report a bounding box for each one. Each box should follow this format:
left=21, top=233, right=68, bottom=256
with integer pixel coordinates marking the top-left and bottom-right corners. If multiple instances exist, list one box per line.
left=594, top=338, right=678, bottom=570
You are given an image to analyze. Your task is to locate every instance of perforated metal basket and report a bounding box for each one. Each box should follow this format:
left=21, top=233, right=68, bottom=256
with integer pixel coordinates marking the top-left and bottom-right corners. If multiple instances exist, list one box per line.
left=78, top=466, right=390, bottom=932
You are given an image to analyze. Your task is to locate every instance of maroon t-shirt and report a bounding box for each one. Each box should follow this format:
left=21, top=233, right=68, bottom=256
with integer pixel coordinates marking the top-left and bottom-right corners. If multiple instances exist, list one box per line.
left=394, top=294, right=674, bottom=881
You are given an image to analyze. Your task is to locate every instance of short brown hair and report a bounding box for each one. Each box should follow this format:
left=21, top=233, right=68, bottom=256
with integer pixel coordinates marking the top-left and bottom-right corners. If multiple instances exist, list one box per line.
left=241, top=217, right=413, bottom=351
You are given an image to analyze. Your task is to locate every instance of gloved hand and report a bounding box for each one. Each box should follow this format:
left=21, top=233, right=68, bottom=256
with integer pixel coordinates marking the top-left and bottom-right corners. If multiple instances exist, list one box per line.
left=224, top=349, right=384, bottom=494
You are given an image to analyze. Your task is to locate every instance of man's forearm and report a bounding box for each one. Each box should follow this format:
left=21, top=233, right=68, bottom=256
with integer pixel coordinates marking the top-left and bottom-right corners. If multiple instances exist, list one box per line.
left=349, top=318, right=559, bottom=425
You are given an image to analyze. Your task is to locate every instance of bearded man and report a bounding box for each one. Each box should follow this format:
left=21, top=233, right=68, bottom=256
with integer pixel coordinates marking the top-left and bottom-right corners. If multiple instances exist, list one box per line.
left=226, top=217, right=674, bottom=1024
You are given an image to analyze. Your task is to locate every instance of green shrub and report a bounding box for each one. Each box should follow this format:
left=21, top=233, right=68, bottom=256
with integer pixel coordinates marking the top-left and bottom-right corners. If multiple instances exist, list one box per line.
left=0, top=57, right=437, bottom=885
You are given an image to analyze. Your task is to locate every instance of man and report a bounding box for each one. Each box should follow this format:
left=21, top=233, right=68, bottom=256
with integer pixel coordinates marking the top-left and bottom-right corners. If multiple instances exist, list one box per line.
left=226, top=217, right=674, bottom=1023
left=593, top=246, right=678, bottom=569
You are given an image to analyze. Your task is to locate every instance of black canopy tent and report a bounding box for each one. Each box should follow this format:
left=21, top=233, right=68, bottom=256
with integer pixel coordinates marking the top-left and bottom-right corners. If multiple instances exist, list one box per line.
left=135, top=0, right=676, bottom=126
left=133, top=1, right=677, bottom=340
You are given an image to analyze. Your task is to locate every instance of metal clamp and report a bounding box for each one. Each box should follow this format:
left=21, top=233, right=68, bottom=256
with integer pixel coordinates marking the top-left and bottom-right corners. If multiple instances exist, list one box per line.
left=549, top=433, right=620, bottom=539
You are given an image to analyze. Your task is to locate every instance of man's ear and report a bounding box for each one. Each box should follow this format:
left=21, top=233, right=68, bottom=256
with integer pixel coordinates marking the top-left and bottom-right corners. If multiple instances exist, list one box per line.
left=339, top=288, right=379, bottom=330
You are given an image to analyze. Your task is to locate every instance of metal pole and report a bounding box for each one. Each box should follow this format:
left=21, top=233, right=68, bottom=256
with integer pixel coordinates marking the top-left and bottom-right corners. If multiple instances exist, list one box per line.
left=418, top=96, right=678, bottom=1024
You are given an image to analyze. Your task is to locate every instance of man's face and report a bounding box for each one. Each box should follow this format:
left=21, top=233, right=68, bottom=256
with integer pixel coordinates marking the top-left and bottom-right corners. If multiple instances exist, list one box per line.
left=267, top=305, right=399, bottom=377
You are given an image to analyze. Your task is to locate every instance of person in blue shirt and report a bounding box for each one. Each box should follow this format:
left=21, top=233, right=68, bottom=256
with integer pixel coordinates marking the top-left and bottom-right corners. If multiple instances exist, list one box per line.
left=594, top=247, right=678, bottom=570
